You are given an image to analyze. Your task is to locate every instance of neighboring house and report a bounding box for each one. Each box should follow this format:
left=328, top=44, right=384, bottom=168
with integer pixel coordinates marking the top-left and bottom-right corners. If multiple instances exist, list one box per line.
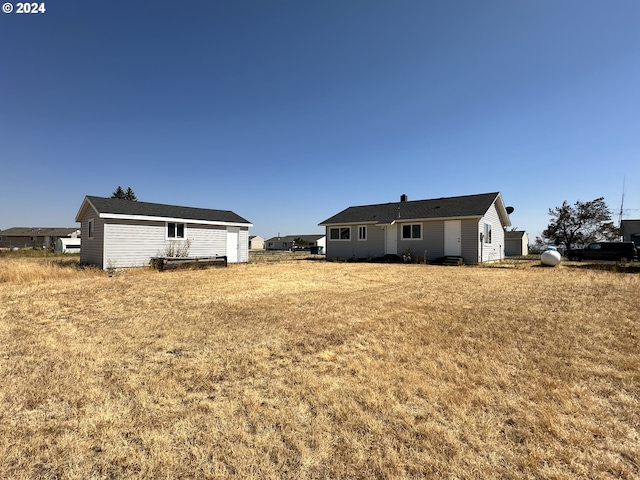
left=504, top=231, right=529, bottom=256
left=0, top=227, right=80, bottom=249
left=620, top=220, right=640, bottom=248
left=75, top=196, right=252, bottom=269
left=265, top=234, right=326, bottom=251
left=249, top=235, right=265, bottom=250
left=319, top=192, right=512, bottom=263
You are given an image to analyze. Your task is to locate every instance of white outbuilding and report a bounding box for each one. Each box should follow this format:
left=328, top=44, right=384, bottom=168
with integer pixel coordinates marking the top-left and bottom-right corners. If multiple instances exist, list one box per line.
left=75, top=196, right=253, bottom=269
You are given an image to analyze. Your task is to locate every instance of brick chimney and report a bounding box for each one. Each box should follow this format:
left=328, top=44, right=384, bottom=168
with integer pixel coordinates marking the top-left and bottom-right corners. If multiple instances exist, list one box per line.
left=400, top=194, right=408, bottom=202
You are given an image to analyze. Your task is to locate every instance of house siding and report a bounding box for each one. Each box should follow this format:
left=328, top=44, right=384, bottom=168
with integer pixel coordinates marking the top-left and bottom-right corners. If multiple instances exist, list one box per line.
left=325, top=224, right=386, bottom=259
left=104, top=220, right=166, bottom=268
left=239, top=228, right=249, bottom=262
left=327, top=218, right=495, bottom=263
left=102, top=220, right=242, bottom=268
left=0, top=236, right=36, bottom=248
left=479, top=203, right=504, bottom=262
left=326, top=221, right=488, bottom=262
left=188, top=224, right=227, bottom=257
left=396, top=220, right=445, bottom=260
left=79, top=210, right=105, bottom=268
left=461, top=219, right=480, bottom=262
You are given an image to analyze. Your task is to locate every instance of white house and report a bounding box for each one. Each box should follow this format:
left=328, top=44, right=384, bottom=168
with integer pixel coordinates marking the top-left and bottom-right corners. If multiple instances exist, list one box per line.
left=75, top=196, right=252, bottom=269
left=319, top=192, right=512, bottom=263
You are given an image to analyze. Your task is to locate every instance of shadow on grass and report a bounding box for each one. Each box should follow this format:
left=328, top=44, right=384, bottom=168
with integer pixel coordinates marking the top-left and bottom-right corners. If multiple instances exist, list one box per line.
left=562, top=262, right=640, bottom=273
left=297, top=256, right=327, bottom=262
left=50, top=259, right=101, bottom=272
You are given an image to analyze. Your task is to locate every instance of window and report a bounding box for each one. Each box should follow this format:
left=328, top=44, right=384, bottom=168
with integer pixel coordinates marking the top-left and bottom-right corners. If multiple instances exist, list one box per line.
left=88, top=219, right=94, bottom=239
left=167, top=222, right=186, bottom=239
left=402, top=224, right=422, bottom=240
left=329, top=227, right=350, bottom=240
left=358, top=226, right=367, bottom=241
left=483, top=223, right=492, bottom=244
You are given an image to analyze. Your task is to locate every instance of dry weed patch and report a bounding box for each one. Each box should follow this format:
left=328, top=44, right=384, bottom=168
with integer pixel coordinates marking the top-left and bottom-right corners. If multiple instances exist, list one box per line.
left=0, top=257, right=638, bottom=479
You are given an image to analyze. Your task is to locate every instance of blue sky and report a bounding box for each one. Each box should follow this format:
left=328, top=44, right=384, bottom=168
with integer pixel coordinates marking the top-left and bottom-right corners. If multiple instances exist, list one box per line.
left=1, top=1, right=639, bottom=240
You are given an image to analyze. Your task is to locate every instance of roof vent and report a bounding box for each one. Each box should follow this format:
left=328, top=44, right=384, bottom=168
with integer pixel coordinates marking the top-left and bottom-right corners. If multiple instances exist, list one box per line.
left=400, top=194, right=408, bottom=202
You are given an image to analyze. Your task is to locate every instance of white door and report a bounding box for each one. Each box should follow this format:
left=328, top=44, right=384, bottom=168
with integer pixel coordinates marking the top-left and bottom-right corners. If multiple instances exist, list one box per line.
left=444, top=220, right=461, bottom=256
left=386, top=224, right=398, bottom=255
left=226, top=227, right=239, bottom=263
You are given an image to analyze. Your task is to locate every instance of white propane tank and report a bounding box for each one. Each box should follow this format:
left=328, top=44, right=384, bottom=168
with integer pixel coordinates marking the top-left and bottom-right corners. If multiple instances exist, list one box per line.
left=541, top=250, right=561, bottom=266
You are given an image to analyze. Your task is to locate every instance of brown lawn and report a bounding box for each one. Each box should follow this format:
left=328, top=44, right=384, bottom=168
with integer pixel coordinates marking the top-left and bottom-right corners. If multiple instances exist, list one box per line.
left=0, top=254, right=638, bottom=479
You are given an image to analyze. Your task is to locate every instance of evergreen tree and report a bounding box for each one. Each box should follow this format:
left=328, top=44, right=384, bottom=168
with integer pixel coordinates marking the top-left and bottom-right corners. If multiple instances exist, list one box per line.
left=111, top=186, right=138, bottom=201
left=111, top=186, right=126, bottom=199
left=124, top=187, right=138, bottom=201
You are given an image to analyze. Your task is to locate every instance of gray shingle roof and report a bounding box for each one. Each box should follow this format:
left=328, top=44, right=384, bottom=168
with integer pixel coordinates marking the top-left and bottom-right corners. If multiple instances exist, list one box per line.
left=84, top=196, right=251, bottom=224
left=504, top=230, right=527, bottom=240
left=0, top=227, right=78, bottom=236
left=319, top=192, right=502, bottom=225
left=265, top=234, right=325, bottom=243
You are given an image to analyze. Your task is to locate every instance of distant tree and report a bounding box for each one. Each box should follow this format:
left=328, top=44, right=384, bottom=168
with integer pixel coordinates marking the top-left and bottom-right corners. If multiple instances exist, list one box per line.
left=124, top=187, right=138, bottom=201
left=529, top=236, right=547, bottom=254
left=111, top=186, right=138, bottom=201
left=111, top=186, right=126, bottom=199
left=541, top=197, right=618, bottom=251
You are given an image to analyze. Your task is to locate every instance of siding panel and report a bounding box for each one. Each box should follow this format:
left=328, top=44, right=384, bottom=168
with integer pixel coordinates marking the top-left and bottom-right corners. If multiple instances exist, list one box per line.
left=104, top=220, right=165, bottom=268
left=239, top=228, right=249, bottom=262
left=103, top=221, right=236, bottom=268
left=79, top=209, right=104, bottom=268
left=479, top=203, right=505, bottom=262
left=325, top=225, right=386, bottom=259
left=461, top=219, right=479, bottom=263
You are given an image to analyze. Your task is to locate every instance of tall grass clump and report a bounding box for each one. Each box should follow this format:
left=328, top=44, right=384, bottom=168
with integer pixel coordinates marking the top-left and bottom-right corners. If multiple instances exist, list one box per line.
left=0, top=257, right=101, bottom=283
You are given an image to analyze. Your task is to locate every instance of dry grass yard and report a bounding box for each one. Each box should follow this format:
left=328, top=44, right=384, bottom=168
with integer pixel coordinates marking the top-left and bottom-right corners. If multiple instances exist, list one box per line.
left=0, top=253, right=638, bottom=479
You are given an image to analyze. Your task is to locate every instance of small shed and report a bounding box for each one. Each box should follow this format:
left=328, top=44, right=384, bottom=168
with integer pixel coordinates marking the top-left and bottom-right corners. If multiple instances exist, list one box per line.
left=75, top=196, right=252, bottom=269
left=505, top=230, right=529, bottom=256
left=249, top=235, right=265, bottom=250
left=620, top=220, right=640, bottom=249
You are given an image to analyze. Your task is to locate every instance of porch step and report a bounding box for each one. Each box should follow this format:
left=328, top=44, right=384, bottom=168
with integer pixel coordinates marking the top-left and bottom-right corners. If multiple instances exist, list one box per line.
left=442, top=256, right=464, bottom=266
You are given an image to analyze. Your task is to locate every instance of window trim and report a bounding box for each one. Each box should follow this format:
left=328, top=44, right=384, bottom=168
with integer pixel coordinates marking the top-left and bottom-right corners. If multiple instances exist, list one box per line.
left=329, top=226, right=351, bottom=241
left=88, top=218, right=94, bottom=240
left=401, top=223, right=422, bottom=240
left=358, top=225, right=367, bottom=241
left=166, top=222, right=187, bottom=240
left=483, top=223, right=492, bottom=244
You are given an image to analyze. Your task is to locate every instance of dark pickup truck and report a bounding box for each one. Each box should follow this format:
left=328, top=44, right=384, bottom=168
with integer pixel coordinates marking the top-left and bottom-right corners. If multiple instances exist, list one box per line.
left=565, top=242, right=638, bottom=262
